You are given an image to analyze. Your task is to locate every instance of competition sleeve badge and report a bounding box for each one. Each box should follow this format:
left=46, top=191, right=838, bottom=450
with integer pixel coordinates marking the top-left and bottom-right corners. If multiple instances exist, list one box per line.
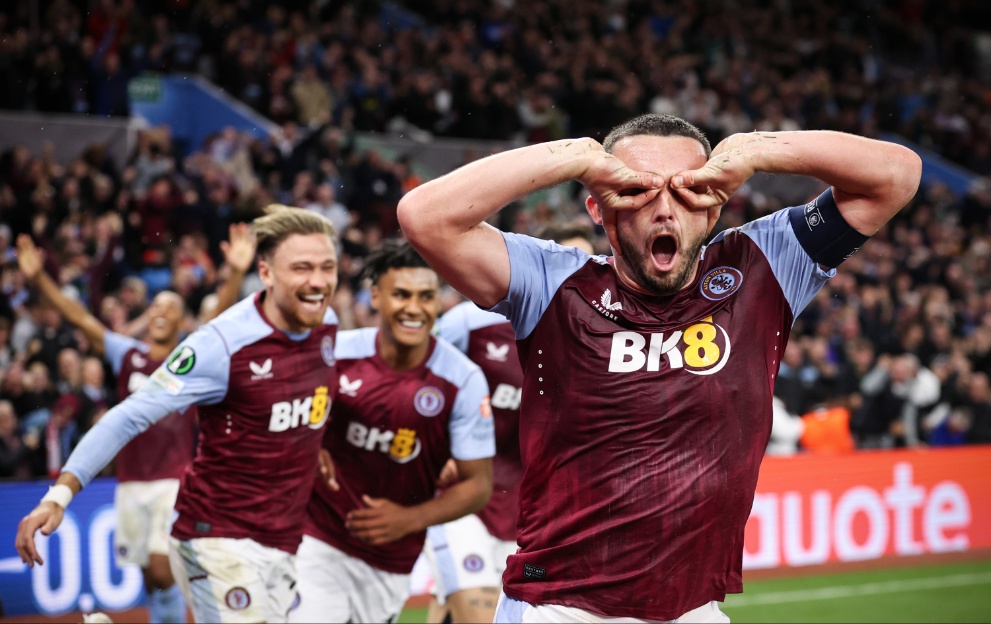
left=166, top=346, right=196, bottom=374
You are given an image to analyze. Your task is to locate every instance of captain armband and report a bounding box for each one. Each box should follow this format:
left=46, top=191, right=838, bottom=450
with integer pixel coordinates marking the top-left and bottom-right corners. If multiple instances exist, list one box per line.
left=787, top=188, right=869, bottom=268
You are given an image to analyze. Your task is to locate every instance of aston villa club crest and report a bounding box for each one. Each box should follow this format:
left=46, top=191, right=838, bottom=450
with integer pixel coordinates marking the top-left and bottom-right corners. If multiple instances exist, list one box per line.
left=414, top=386, right=445, bottom=417
left=321, top=335, right=336, bottom=366
left=700, top=267, right=743, bottom=301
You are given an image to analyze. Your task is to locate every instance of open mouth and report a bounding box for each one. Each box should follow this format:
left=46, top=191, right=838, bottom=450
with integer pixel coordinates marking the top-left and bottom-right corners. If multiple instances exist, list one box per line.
left=298, top=293, right=327, bottom=312
left=651, top=235, right=678, bottom=271
left=151, top=317, right=168, bottom=329
left=399, top=319, right=425, bottom=330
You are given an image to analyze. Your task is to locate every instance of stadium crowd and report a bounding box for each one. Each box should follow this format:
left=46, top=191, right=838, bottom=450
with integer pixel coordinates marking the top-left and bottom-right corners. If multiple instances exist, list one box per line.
left=1, top=0, right=991, bottom=481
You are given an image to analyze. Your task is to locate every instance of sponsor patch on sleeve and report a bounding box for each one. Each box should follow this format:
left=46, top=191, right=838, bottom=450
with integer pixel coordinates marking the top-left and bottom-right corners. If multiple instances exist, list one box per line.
left=149, top=367, right=186, bottom=396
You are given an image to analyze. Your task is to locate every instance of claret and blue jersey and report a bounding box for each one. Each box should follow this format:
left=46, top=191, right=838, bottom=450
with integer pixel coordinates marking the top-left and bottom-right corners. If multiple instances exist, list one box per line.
left=491, top=195, right=836, bottom=620
left=64, top=293, right=339, bottom=554
left=304, top=327, right=494, bottom=574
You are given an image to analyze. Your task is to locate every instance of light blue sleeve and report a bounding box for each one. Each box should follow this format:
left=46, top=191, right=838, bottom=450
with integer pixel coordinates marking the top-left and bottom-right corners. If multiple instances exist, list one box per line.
left=733, top=209, right=835, bottom=318
left=448, top=369, right=495, bottom=462
left=62, top=325, right=232, bottom=488
left=489, top=232, right=591, bottom=340
left=102, top=331, right=147, bottom=375
left=435, top=304, right=471, bottom=353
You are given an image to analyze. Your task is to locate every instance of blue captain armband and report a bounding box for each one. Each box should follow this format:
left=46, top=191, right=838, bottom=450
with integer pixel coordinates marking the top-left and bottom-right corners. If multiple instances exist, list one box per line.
left=787, top=188, right=870, bottom=268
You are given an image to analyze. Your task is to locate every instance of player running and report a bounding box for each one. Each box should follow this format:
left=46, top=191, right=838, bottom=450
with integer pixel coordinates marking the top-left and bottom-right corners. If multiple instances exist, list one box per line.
left=13, top=224, right=255, bottom=623
left=289, top=240, right=494, bottom=624
left=16, top=206, right=340, bottom=623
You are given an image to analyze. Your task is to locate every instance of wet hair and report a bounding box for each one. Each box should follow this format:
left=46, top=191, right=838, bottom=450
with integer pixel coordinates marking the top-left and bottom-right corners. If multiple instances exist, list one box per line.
left=361, top=239, right=432, bottom=285
left=252, top=204, right=337, bottom=260
left=534, top=223, right=595, bottom=247
left=603, top=114, right=712, bottom=157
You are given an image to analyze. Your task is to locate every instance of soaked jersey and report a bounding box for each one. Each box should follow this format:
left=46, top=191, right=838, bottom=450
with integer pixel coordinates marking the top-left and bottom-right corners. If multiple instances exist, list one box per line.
left=65, top=293, right=339, bottom=553
left=491, top=206, right=833, bottom=619
left=436, top=302, right=523, bottom=542
left=305, top=328, right=494, bottom=574
left=104, top=332, right=196, bottom=482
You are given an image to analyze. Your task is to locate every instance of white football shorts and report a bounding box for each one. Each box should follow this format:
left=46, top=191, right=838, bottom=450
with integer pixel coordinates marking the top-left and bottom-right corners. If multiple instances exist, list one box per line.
left=425, top=513, right=516, bottom=603
left=169, top=536, right=296, bottom=623
left=495, top=593, right=731, bottom=623
left=289, top=534, right=409, bottom=623
left=114, top=479, right=180, bottom=567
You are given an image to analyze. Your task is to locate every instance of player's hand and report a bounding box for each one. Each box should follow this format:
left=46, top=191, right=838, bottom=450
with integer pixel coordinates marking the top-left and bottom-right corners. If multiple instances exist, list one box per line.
left=670, top=132, right=761, bottom=211
left=346, top=495, right=416, bottom=546
left=576, top=141, right=663, bottom=212
left=15, top=502, right=64, bottom=567
left=575, top=140, right=663, bottom=256
left=318, top=449, right=339, bottom=491
left=436, top=458, right=459, bottom=488
left=15, top=235, right=44, bottom=281
left=220, top=223, right=257, bottom=274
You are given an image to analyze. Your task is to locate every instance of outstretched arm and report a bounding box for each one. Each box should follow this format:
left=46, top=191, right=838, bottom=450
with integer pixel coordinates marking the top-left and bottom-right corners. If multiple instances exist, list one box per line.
left=397, top=138, right=663, bottom=308
left=671, top=131, right=922, bottom=237
left=16, top=235, right=108, bottom=355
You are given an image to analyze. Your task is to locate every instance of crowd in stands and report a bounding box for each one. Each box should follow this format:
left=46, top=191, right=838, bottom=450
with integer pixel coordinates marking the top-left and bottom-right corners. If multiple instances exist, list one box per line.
left=2, top=0, right=991, bottom=480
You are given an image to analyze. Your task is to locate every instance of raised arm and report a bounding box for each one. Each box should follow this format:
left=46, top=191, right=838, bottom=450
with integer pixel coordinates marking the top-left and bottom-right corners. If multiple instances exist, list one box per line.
left=671, top=131, right=923, bottom=237
left=16, top=235, right=108, bottom=355
left=397, top=139, right=663, bottom=308
left=207, top=222, right=257, bottom=321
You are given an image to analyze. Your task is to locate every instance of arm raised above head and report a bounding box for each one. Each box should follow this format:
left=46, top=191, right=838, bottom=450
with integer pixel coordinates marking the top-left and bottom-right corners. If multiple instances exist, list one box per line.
left=672, top=131, right=923, bottom=237
left=397, top=138, right=663, bottom=308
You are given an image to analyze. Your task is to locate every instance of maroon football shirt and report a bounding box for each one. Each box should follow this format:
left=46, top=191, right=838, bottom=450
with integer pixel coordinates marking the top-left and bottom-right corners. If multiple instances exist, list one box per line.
left=305, top=328, right=494, bottom=573
left=492, top=210, right=833, bottom=619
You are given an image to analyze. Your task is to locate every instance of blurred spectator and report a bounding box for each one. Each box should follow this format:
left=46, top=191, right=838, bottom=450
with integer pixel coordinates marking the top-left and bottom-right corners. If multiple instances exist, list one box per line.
left=44, top=393, right=80, bottom=478
left=0, top=399, right=33, bottom=479
left=766, top=396, right=804, bottom=457
left=305, top=182, right=351, bottom=239
left=799, top=405, right=856, bottom=455
left=292, top=64, right=333, bottom=127
left=964, top=372, right=991, bottom=444
left=774, top=340, right=831, bottom=417
left=854, top=354, right=941, bottom=448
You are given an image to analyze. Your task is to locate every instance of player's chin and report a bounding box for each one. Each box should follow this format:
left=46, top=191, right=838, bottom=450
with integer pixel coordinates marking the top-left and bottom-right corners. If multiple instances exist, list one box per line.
left=294, top=304, right=329, bottom=328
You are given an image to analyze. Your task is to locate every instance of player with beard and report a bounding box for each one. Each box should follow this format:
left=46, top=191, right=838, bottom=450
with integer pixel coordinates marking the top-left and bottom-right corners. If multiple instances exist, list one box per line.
left=13, top=225, right=255, bottom=624
left=398, top=114, right=921, bottom=621
left=290, top=240, right=493, bottom=624
left=16, top=206, right=340, bottom=623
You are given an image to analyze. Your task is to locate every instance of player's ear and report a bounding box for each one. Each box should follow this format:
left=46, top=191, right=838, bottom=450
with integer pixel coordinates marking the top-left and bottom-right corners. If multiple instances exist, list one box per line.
left=369, top=283, right=380, bottom=312
left=585, top=194, right=604, bottom=226
left=257, top=258, right=274, bottom=289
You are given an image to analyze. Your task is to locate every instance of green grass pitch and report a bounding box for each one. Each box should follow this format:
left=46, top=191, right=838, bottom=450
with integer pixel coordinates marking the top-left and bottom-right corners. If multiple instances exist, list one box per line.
left=397, top=558, right=991, bottom=623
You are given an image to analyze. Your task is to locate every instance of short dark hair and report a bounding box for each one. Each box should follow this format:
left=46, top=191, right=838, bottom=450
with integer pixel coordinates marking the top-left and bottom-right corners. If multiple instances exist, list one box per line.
left=362, top=239, right=432, bottom=285
left=603, top=114, right=712, bottom=157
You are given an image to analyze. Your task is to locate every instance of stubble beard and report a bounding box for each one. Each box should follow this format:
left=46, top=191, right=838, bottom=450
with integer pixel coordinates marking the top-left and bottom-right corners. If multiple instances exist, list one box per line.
left=618, top=230, right=704, bottom=297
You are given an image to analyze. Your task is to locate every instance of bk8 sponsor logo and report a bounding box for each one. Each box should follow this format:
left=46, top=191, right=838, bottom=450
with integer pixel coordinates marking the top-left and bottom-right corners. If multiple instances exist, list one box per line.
left=268, top=386, right=331, bottom=432
left=608, top=316, right=731, bottom=375
left=346, top=422, right=421, bottom=463
left=491, top=383, right=521, bottom=410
